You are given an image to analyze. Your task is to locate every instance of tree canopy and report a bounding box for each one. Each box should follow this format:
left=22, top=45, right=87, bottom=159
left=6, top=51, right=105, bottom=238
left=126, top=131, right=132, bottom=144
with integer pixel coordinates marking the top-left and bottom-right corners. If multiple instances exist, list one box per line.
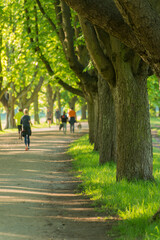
left=64, top=0, right=160, bottom=78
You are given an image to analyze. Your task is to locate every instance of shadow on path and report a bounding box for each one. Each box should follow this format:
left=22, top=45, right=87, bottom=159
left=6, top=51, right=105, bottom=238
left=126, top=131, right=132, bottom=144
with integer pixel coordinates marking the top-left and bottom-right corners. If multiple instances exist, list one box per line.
left=0, top=126, right=117, bottom=240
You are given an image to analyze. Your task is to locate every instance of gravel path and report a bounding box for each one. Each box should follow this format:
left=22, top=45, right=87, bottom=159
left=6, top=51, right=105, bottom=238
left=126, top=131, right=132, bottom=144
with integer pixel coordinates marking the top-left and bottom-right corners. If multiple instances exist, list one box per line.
left=0, top=124, right=115, bottom=240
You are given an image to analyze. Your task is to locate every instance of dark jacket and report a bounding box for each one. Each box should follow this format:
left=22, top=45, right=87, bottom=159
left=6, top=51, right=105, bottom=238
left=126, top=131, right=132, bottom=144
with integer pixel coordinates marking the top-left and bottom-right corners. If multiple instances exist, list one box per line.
left=61, top=114, right=68, bottom=123
left=20, top=115, right=31, bottom=136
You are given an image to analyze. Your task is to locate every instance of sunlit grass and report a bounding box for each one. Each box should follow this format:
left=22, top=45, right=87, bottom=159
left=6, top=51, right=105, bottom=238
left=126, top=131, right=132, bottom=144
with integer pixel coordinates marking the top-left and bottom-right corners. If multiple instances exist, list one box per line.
left=68, top=134, right=160, bottom=240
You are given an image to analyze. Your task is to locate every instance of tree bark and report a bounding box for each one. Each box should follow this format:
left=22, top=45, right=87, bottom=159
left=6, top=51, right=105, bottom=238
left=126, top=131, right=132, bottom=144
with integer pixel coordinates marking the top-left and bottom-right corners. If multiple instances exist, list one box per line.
left=34, top=93, right=40, bottom=124
left=93, top=93, right=99, bottom=151
left=46, top=84, right=54, bottom=123
left=98, top=75, right=116, bottom=163
left=87, top=98, right=95, bottom=144
left=79, top=18, right=116, bottom=162
left=81, top=103, right=87, bottom=119
left=80, top=16, right=153, bottom=180
left=4, top=88, right=16, bottom=129
left=110, top=39, right=153, bottom=181
left=56, top=87, right=61, bottom=115
left=5, top=106, right=15, bottom=129
left=0, top=114, right=2, bottom=131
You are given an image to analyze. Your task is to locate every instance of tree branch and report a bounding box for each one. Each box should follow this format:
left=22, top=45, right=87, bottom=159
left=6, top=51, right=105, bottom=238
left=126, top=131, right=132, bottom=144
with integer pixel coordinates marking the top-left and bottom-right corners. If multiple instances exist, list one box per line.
left=26, top=76, right=44, bottom=107
left=79, top=17, right=115, bottom=87
left=114, top=0, right=160, bottom=75
left=17, top=65, right=39, bottom=99
left=35, top=0, right=58, bottom=35
left=57, top=78, right=84, bottom=97
left=63, top=0, right=142, bottom=52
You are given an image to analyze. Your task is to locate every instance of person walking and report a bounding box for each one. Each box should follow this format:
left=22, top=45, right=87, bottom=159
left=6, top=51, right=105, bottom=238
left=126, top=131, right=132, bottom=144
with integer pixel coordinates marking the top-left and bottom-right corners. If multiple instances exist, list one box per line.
left=47, top=108, right=52, bottom=128
left=61, top=111, right=68, bottom=135
left=14, top=108, right=23, bottom=139
left=20, top=108, right=32, bottom=151
left=68, top=107, right=76, bottom=133
left=55, top=108, right=60, bottom=125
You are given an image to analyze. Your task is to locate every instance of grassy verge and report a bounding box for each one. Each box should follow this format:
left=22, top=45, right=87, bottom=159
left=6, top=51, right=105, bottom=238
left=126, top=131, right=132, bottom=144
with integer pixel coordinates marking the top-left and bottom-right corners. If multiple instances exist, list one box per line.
left=68, top=134, right=160, bottom=240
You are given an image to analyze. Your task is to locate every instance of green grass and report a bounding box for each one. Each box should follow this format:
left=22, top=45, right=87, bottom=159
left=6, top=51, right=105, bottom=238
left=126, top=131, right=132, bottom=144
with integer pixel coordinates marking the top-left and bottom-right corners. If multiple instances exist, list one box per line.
left=68, top=134, right=160, bottom=240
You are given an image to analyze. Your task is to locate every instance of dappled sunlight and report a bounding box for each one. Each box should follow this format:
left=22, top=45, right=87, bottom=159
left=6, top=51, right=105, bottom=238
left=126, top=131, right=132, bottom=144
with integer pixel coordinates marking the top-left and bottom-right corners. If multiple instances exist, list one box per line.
left=0, top=185, right=52, bottom=192
left=22, top=169, right=40, bottom=173
left=18, top=159, right=72, bottom=163
left=0, top=232, right=31, bottom=239
left=0, top=148, right=52, bottom=153
left=32, top=140, right=68, bottom=143
left=0, top=189, right=79, bottom=197
left=43, top=159, right=73, bottom=163
left=48, top=215, right=106, bottom=223
left=0, top=185, right=92, bottom=206
left=0, top=128, right=110, bottom=239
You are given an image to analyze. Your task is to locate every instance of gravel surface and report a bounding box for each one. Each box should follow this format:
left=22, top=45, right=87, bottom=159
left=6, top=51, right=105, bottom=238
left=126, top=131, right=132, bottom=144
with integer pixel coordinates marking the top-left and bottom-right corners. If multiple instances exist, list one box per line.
left=0, top=124, right=116, bottom=240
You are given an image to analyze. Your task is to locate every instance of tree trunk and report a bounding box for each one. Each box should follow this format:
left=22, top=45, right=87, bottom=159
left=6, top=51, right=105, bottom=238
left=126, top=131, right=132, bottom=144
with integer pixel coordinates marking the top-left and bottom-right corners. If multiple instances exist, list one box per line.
left=81, top=103, right=87, bottom=119
left=5, top=91, right=16, bottom=129
left=0, top=113, right=2, bottom=131
left=98, top=75, right=116, bottom=164
left=56, top=87, right=61, bottom=115
left=46, top=84, right=54, bottom=123
left=87, top=98, right=95, bottom=144
left=69, top=96, right=77, bottom=111
left=34, top=94, right=40, bottom=124
left=111, top=41, right=153, bottom=181
left=94, top=93, right=99, bottom=151
left=5, top=106, right=15, bottom=129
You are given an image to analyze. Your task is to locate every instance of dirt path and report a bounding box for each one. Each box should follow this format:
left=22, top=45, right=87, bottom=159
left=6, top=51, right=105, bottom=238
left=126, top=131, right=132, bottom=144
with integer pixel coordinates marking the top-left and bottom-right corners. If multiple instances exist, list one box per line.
left=0, top=124, right=115, bottom=240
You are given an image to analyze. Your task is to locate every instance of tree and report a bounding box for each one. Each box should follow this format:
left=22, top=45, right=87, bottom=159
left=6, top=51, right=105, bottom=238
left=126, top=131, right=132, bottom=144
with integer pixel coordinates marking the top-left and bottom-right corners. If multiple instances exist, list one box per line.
left=63, top=0, right=160, bottom=78
left=32, top=1, right=154, bottom=178
left=34, top=0, right=98, bottom=144
left=62, top=2, right=153, bottom=181
left=34, top=93, right=40, bottom=124
left=45, top=84, right=56, bottom=123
